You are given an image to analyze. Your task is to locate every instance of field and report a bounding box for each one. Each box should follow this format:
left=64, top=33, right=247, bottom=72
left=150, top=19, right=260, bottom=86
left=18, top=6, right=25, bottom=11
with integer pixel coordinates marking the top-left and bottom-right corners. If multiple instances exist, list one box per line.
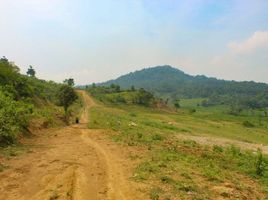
left=1, top=91, right=267, bottom=200
left=2, top=2, right=268, bottom=199
left=89, top=99, right=268, bottom=199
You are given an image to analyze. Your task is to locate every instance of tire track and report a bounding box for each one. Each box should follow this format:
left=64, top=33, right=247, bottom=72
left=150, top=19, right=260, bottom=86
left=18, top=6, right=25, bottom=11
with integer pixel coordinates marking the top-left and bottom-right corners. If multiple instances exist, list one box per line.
left=0, top=91, right=139, bottom=200
left=80, top=130, right=131, bottom=200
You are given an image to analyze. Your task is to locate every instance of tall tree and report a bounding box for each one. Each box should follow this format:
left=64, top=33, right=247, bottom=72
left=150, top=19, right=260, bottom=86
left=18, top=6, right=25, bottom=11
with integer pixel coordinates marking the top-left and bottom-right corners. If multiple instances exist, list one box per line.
left=26, top=65, right=36, bottom=77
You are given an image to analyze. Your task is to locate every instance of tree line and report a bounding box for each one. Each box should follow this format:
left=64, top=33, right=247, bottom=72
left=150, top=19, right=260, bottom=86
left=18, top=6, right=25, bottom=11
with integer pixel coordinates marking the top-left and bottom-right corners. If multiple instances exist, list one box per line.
left=87, top=84, right=159, bottom=107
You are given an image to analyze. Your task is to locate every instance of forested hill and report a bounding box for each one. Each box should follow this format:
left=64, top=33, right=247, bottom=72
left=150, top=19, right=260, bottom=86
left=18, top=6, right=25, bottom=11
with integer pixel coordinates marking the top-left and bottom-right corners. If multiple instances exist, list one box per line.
left=101, top=65, right=268, bottom=99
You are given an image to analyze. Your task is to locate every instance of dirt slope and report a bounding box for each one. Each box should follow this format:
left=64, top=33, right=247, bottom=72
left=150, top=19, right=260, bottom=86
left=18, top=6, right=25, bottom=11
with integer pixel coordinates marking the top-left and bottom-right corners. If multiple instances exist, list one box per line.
left=0, top=91, right=144, bottom=200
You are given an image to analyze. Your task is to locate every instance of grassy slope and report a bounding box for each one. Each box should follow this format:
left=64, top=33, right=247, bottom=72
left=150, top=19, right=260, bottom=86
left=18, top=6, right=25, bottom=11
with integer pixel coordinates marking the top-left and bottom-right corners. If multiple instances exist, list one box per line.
left=0, top=91, right=82, bottom=162
left=88, top=100, right=268, bottom=199
left=26, top=91, right=83, bottom=130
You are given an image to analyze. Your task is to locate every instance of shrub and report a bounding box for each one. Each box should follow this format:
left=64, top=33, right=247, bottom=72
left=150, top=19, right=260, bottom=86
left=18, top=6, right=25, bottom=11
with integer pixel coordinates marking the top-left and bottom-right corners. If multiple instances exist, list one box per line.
left=152, top=134, right=163, bottom=141
left=0, top=91, right=32, bottom=144
left=136, top=88, right=154, bottom=106
left=57, top=85, right=78, bottom=112
left=150, top=187, right=162, bottom=200
left=242, top=120, right=255, bottom=128
left=129, top=112, right=137, bottom=117
left=189, top=108, right=196, bottom=114
left=115, top=95, right=126, bottom=103
left=256, top=149, right=265, bottom=176
left=213, top=145, right=224, bottom=153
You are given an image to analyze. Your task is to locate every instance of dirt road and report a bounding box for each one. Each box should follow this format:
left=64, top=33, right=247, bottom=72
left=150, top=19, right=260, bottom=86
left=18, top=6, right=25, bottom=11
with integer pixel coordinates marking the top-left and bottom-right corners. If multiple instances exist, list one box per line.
left=0, top=91, right=144, bottom=200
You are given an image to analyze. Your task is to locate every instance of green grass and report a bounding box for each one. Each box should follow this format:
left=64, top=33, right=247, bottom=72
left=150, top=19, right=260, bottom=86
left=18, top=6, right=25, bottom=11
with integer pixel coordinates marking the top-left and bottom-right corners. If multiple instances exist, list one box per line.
left=134, top=141, right=268, bottom=199
left=89, top=106, right=170, bottom=146
left=180, top=98, right=206, bottom=108
left=88, top=102, right=268, bottom=199
left=0, top=144, right=30, bottom=172
left=0, top=144, right=30, bottom=158
left=90, top=102, right=268, bottom=145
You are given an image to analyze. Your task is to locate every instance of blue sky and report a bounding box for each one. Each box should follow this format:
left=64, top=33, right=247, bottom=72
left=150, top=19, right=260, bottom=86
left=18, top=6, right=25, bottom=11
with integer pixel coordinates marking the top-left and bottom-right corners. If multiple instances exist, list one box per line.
left=1, top=0, right=268, bottom=84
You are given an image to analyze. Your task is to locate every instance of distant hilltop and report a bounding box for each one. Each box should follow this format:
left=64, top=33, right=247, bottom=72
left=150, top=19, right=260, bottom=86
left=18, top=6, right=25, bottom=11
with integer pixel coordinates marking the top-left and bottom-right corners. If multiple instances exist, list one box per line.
left=99, top=65, right=268, bottom=99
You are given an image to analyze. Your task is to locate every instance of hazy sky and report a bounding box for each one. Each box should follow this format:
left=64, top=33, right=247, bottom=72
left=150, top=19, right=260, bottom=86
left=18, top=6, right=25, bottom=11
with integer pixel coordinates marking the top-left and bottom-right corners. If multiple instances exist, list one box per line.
left=1, top=0, right=268, bottom=84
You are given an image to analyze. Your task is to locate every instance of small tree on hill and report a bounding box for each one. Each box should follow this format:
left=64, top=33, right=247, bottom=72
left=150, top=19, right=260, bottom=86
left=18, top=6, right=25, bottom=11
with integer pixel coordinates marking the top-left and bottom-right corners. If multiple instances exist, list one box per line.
left=115, top=85, right=120, bottom=92
left=26, top=65, right=36, bottom=77
left=136, top=88, right=154, bottom=106
left=63, top=78, right=75, bottom=87
left=229, top=104, right=243, bottom=115
left=58, top=85, right=78, bottom=114
left=110, top=84, right=120, bottom=92
left=0, top=56, right=8, bottom=63
left=174, top=99, right=180, bottom=110
left=165, top=98, right=169, bottom=105
left=131, top=85, right=136, bottom=91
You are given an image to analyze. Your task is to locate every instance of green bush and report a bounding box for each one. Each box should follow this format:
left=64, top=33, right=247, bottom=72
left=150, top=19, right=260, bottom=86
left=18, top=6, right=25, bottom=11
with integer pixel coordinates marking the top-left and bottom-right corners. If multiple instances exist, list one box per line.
left=189, top=108, right=196, bottom=114
left=57, top=85, right=78, bottom=112
left=0, top=91, right=32, bottom=144
left=256, top=149, right=265, bottom=176
left=243, top=120, right=255, bottom=128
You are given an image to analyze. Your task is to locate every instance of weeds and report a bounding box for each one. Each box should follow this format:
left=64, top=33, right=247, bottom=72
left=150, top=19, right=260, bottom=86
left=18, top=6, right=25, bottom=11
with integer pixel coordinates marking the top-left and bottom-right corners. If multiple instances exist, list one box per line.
left=49, top=190, right=59, bottom=200
left=243, top=120, right=255, bottom=128
left=213, top=145, right=224, bottom=153
left=88, top=103, right=268, bottom=199
left=256, top=149, right=265, bottom=176
left=0, top=163, right=9, bottom=172
left=0, top=145, right=28, bottom=158
left=149, top=187, right=162, bottom=200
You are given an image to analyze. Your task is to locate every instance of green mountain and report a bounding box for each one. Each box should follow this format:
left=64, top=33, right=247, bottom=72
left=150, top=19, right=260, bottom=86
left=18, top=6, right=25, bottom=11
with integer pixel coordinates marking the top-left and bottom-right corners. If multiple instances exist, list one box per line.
left=101, top=65, right=268, bottom=99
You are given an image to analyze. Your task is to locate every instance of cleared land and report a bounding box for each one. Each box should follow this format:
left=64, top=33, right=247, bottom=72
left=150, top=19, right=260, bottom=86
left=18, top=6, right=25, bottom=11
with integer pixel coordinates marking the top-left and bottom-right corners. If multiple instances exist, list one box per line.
left=0, top=91, right=267, bottom=199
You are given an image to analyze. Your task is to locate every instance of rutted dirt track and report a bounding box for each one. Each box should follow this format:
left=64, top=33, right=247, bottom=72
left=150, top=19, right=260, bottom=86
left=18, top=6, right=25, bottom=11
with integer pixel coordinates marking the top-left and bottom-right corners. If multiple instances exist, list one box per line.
left=0, top=91, right=144, bottom=200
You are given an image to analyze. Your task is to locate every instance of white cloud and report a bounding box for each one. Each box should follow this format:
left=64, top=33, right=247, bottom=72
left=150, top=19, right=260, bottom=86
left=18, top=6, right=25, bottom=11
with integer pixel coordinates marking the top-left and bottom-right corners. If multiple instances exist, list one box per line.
left=228, top=31, right=268, bottom=54
left=216, top=30, right=268, bottom=83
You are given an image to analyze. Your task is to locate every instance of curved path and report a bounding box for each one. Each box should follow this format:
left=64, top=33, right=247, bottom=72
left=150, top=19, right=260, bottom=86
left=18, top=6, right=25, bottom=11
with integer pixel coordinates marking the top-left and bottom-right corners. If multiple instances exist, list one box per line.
left=0, top=91, right=141, bottom=200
